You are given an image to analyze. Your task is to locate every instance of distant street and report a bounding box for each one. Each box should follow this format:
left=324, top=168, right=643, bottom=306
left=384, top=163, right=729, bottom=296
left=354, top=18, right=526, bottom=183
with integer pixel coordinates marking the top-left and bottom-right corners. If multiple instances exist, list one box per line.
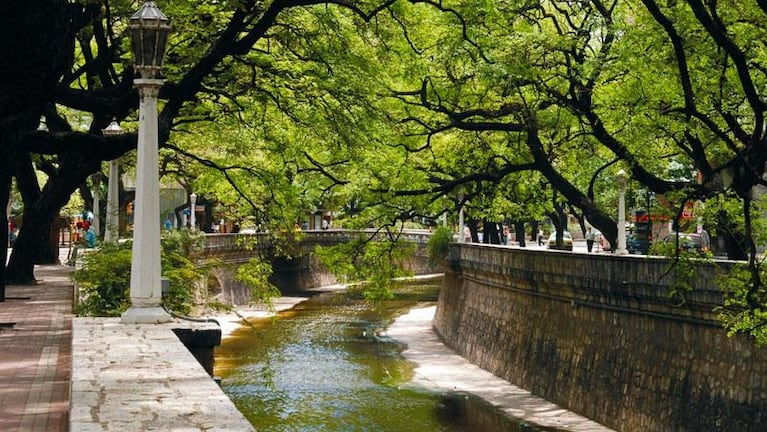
left=477, top=239, right=610, bottom=254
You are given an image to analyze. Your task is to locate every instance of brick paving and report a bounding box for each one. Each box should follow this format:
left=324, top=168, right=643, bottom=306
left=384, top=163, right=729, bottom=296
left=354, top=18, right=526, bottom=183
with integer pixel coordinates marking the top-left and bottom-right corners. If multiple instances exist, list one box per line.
left=0, top=264, right=74, bottom=432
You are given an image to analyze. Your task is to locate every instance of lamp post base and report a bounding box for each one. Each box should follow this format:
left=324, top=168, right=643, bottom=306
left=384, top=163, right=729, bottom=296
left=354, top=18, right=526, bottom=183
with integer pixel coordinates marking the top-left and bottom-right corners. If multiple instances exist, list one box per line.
left=615, top=248, right=629, bottom=255
left=121, top=306, right=173, bottom=324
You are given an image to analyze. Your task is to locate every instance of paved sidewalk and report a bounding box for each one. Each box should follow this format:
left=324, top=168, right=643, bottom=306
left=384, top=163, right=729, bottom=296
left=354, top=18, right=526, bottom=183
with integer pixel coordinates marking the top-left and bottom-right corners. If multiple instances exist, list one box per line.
left=0, top=264, right=74, bottom=432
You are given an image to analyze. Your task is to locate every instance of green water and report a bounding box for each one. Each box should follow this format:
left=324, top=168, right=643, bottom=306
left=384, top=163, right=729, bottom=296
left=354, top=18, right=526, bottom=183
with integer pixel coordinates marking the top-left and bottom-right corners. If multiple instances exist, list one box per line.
left=215, top=283, right=558, bottom=432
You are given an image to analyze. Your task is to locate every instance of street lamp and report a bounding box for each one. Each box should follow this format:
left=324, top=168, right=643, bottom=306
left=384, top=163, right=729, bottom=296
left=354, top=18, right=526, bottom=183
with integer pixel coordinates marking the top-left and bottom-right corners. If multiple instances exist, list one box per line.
left=129, top=1, right=171, bottom=80
left=616, top=169, right=628, bottom=255
left=102, top=119, right=123, bottom=243
left=122, top=1, right=172, bottom=324
left=189, top=192, right=197, bottom=231
left=457, top=192, right=465, bottom=243
left=91, top=173, right=101, bottom=237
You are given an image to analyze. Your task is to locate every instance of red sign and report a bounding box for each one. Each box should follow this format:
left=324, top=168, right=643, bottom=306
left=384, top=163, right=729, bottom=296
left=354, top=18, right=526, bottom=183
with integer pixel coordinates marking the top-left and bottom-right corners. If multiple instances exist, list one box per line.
left=681, top=202, right=695, bottom=219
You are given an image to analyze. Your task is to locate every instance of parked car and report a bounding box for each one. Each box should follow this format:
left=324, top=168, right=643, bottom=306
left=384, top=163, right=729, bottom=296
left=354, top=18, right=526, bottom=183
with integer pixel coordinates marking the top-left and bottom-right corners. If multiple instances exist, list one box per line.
left=627, top=233, right=651, bottom=255
left=660, top=232, right=706, bottom=253
left=547, top=231, right=573, bottom=251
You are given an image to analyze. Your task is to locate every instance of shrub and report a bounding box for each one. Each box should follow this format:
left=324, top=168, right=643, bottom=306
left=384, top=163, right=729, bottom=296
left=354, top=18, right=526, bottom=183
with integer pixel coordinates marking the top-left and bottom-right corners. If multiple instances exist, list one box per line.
left=71, top=242, right=132, bottom=317
left=71, top=230, right=207, bottom=317
left=427, top=226, right=453, bottom=266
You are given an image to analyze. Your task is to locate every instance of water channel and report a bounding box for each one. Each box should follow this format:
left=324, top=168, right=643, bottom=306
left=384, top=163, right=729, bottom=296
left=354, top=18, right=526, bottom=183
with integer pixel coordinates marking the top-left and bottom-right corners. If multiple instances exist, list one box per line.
left=215, top=282, right=563, bottom=431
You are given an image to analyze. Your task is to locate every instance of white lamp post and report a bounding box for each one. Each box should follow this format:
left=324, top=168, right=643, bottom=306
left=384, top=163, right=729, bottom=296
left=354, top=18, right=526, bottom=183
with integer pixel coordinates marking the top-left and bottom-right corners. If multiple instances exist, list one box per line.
left=616, top=169, right=628, bottom=255
left=189, top=192, right=197, bottom=231
left=92, top=174, right=101, bottom=236
left=102, top=119, right=123, bottom=243
left=122, top=1, right=172, bottom=324
left=456, top=188, right=467, bottom=243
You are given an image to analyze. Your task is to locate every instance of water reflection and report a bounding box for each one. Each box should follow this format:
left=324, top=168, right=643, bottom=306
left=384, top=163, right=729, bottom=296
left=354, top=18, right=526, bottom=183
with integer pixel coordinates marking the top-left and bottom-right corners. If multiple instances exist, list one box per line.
left=216, top=283, right=559, bottom=432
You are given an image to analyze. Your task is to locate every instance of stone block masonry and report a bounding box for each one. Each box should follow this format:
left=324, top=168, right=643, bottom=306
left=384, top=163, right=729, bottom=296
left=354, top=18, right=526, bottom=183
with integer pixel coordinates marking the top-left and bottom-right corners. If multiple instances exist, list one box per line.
left=434, top=244, right=767, bottom=431
left=70, top=318, right=255, bottom=431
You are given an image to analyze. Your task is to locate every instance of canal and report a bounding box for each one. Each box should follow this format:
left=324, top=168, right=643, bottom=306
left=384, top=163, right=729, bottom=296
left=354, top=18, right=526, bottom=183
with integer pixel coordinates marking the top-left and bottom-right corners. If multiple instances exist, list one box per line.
left=214, top=282, right=562, bottom=431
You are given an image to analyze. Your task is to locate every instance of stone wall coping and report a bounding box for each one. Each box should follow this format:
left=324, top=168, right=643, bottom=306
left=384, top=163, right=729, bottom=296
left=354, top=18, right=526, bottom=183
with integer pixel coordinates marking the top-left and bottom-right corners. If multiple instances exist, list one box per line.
left=70, top=318, right=255, bottom=431
left=450, top=243, right=740, bottom=324
left=199, top=229, right=433, bottom=254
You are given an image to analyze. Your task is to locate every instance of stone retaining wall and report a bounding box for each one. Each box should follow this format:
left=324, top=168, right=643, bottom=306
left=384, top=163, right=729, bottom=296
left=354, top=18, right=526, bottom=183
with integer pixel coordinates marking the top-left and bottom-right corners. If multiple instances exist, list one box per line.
left=434, top=244, right=767, bottom=431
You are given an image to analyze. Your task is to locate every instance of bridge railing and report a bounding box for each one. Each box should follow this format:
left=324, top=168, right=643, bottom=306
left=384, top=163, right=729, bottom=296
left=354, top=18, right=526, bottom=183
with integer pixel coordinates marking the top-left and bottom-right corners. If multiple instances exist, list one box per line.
left=200, top=229, right=433, bottom=255
left=201, top=233, right=262, bottom=252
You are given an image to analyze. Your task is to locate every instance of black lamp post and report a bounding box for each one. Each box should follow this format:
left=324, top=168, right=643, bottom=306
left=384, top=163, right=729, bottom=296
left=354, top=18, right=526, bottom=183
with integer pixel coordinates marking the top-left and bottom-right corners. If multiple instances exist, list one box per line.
left=122, top=1, right=172, bottom=324
left=129, top=1, right=171, bottom=79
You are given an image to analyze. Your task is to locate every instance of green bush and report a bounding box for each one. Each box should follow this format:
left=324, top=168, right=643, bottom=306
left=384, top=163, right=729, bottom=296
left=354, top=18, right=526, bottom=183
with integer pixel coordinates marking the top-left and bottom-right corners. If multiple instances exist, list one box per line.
left=427, top=226, right=453, bottom=266
left=71, top=242, right=133, bottom=317
left=71, top=230, right=207, bottom=317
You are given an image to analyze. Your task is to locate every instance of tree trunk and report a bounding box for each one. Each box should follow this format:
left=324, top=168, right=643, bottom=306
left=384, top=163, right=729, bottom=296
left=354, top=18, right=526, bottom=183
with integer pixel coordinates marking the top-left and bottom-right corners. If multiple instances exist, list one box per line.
left=528, top=131, right=618, bottom=249
left=0, top=1, right=80, bottom=285
left=483, top=221, right=501, bottom=244
left=549, top=200, right=568, bottom=248
left=6, top=153, right=100, bottom=284
left=515, top=221, right=526, bottom=247
left=0, top=116, right=45, bottom=287
left=0, top=169, right=10, bottom=301
left=718, top=210, right=748, bottom=260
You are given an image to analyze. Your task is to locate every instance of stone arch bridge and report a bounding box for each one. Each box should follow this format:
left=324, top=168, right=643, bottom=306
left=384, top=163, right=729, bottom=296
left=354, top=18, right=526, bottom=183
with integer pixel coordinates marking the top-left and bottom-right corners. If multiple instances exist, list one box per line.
left=196, top=229, right=437, bottom=304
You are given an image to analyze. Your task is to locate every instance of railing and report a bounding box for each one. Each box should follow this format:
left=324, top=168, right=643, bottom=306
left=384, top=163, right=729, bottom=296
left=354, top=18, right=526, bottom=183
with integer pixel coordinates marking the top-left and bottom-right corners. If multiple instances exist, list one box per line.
left=200, top=229, right=433, bottom=257
left=200, top=233, right=261, bottom=252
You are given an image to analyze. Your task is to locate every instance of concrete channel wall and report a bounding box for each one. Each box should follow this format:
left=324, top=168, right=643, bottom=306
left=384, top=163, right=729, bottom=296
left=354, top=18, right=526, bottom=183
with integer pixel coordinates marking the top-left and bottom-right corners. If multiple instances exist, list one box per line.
left=433, top=244, right=767, bottom=431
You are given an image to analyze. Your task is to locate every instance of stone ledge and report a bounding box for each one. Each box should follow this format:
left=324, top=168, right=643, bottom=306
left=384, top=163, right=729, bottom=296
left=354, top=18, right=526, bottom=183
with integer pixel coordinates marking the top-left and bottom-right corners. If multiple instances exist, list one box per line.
left=70, top=318, right=254, bottom=431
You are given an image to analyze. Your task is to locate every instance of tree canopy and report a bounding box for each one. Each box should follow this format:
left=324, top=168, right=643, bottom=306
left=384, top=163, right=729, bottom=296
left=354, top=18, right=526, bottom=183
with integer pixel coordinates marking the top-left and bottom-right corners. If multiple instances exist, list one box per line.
left=3, top=0, right=767, bottom=341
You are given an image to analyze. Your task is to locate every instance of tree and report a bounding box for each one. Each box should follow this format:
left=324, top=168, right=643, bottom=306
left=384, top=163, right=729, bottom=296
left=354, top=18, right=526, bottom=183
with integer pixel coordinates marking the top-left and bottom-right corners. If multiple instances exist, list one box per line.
left=0, top=0, right=408, bottom=293
left=373, top=0, right=767, bottom=340
left=5, top=0, right=767, bottom=343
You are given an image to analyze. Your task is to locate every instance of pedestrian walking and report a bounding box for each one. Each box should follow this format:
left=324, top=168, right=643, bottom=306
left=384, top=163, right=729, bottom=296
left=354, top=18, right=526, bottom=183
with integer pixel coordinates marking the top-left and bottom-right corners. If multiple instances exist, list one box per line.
left=586, top=227, right=595, bottom=252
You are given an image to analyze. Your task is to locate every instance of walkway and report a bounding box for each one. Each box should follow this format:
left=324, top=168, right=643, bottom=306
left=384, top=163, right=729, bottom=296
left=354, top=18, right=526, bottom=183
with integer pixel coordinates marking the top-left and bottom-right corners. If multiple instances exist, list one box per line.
left=70, top=318, right=254, bottom=431
left=0, top=264, right=73, bottom=432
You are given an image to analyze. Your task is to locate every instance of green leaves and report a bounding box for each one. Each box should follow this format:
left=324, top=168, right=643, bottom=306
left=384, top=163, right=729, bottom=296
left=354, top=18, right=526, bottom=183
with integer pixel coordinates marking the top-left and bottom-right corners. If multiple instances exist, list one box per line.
left=235, top=257, right=281, bottom=307
left=24, top=0, right=767, bottom=343
left=71, top=242, right=133, bottom=317
left=717, top=263, right=767, bottom=345
left=314, top=231, right=415, bottom=301
left=426, top=226, right=453, bottom=266
left=71, top=229, right=209, bottom=317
